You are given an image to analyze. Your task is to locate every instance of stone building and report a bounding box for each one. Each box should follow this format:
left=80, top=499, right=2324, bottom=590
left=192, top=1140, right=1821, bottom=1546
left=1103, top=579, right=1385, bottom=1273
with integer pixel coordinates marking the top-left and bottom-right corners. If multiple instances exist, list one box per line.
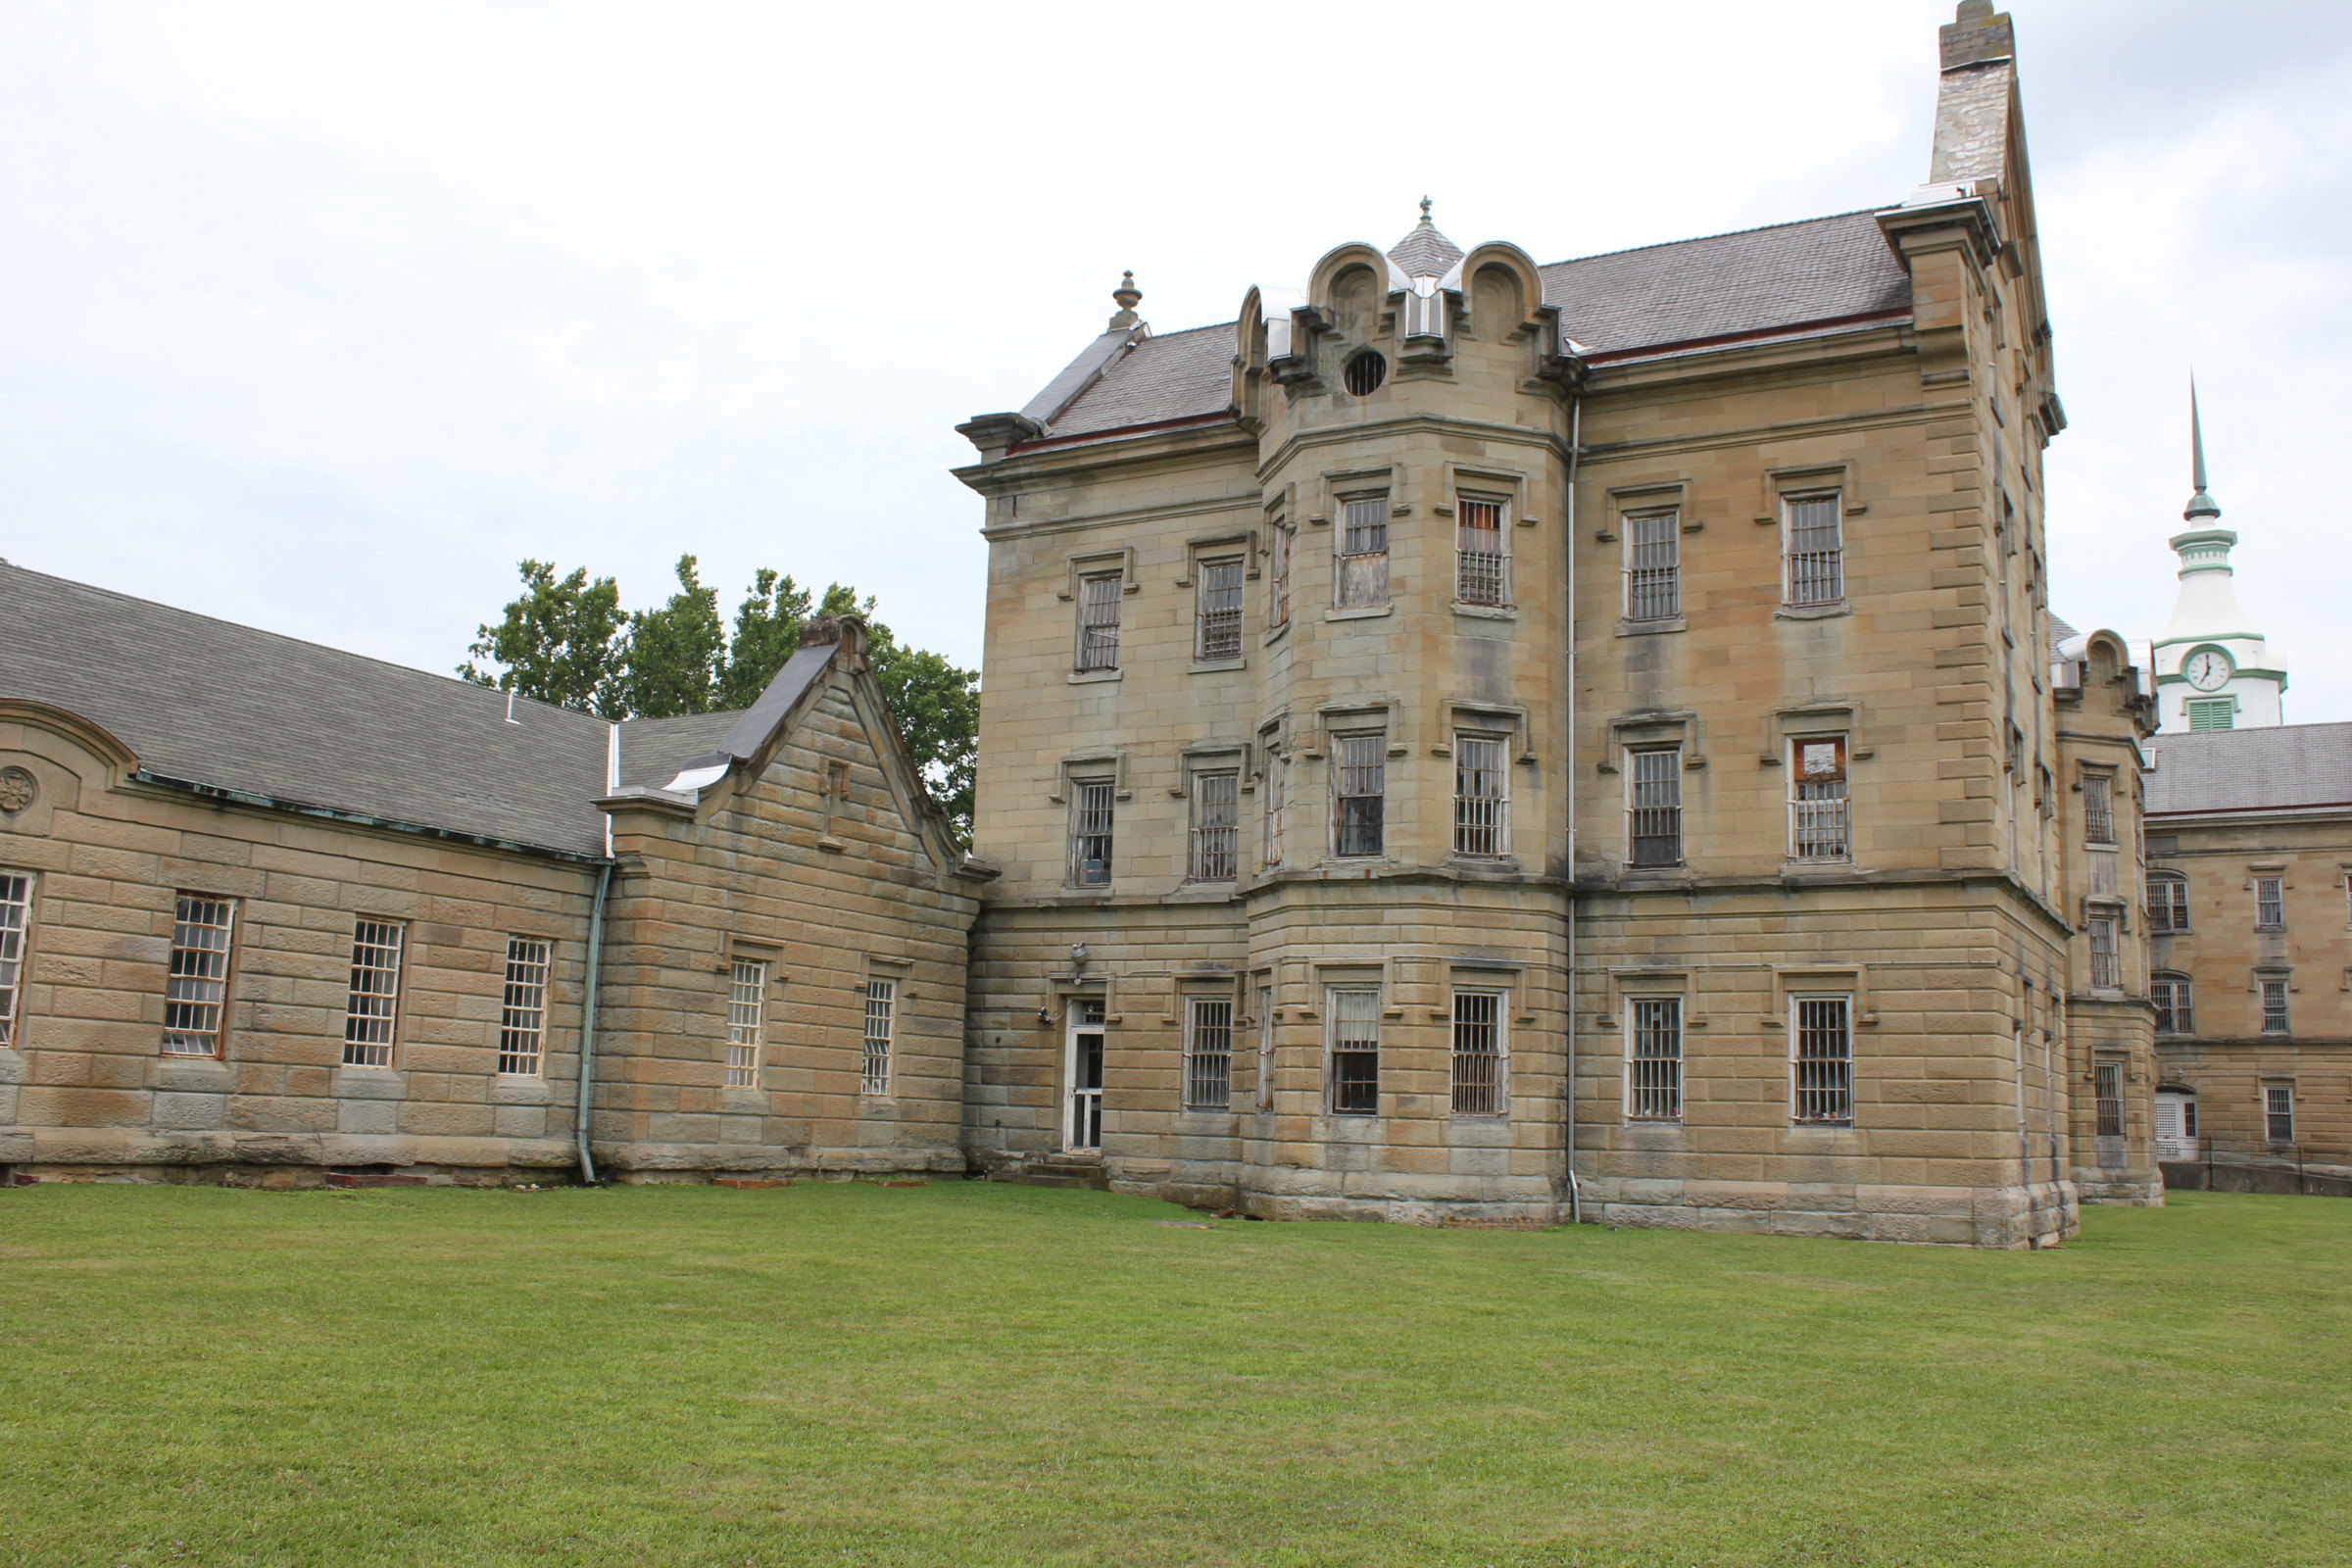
left=952, top=1, right=2159, bottom=1244
left=0, top=562, right=983, bottom=1185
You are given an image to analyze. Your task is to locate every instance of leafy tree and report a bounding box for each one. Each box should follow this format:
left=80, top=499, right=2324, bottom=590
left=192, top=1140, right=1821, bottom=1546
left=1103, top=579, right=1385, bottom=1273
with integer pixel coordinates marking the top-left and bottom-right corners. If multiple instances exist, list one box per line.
left=458, top=561, right=629, bottom=717
left=618, top=555, right=725, bottom=718
left=716, top=568, right=816, bottom=711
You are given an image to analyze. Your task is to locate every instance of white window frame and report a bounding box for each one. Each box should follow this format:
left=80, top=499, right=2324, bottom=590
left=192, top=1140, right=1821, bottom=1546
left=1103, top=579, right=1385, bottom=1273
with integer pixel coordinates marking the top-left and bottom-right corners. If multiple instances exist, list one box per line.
left=1783, top=490, right=1844, bottom=607
left=1333, top=733, right=1386, bottom=858
left=2265, top=1083, right=2295, bottom=1144
left=2261, top=978, right=2289, bottom=1036
left=1789, top=993, right=1853, bottom=1124
left=725, top=958, right=766, bottom=1088
left=0, top=870, right=29, bottom=1049
left=342, top=919, right=406, bottom=1068
left=1075, top=570, right=1123, bottom=672
left=1184, top=996, right=1233, bottom=1110
left=1449, top=988, right=1506, bottom=1116
left=1625, top=997, right=1683, bottom=1121
left=2255, top=875, right=2284, bottom=930
left=2152, top=972, right=2193, bottom=1036
left=1196, top=556, right=1245, bottom=661
left=1069, top=779, right=1115, bottom=887
left=2146, top=872, right=2189, bottom=934
left=1623, top=509, right=1680, bottom=621
left=1454, top=494, right=1508, bottom=608
left=1326, top=985, right=1381, bottom=1116
left=162, top=894, right=235, bottom=1057
left=1452, top=733, right=1506, bottom=858
left=499, top=937, right=552, bottom=1076
left=1190, top=770, right=1240, bottom=882
left=1627, top=746, right=1684, bottom=868
left=1336, top=494, right=1391, bottom=609
left=861, top=977, right=894, bottom=1096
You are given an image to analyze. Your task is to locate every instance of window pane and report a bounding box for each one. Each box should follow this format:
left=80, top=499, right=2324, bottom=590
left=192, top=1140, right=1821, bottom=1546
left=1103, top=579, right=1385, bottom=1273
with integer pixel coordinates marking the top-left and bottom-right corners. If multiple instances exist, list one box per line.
left=2262, top=980, right=2289, bottom=1035
left=2266, top=1085, right=2295, bottom=1142
left=1338, top=498, right=1390, bottom=608
left=1336, top=736, right=1385, bottom=857
left=1625, top=512, right=1680, bottom=620
left=2082, top=777, right=2115, bottom=845
left=499, top=937, right=552, bottom=1075
left=1786, top=494, right=1843, bottom=605
left=1629, top=748, right=1682, bottom=866
left=1186, top=998, right=1233, bottom=1109
left=1453, top=736, right=1505, bottom=857
left=1792, top=997, right=1851, bottom=1122
left=1270, top=526, right=1291, bottom=629
left=0, top=872, right=29, bottom=1048
left=1197, top=558, right=1244, bottom=661
left=2256, top=876, right=2283, bottom=927
left=1076, top=573, right=1122, bottom=671
left=1191, top=772, right=1240, bottom=881
left=1456, top=498, right=1506, bottom=606
left=1264, top=752, right=1286, bottom=867
left=862, top=979, right=894, bottom=1095
left=2088, top=918, right=2119, bottom=990
left=2095, top=1060, right=2124, bottom=1138
left=1629, top=998, right=1681, bottom=1119
left=1450, top=990, right=1503, bottom=1115
left=1330, top=989, right=1380, bottom=1113
left=343, top=920, right=405, bottom=1066
left=726, top=959, right=765, bottom=1087
left=1070, top=781, right=1115, bottom=885
left=163, top=896, right=235, bottom=1056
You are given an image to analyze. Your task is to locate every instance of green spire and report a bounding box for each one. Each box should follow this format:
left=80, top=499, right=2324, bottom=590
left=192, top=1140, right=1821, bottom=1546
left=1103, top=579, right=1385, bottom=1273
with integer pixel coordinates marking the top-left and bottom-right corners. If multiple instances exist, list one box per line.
left=2183, top=378, right=2222, bottom=523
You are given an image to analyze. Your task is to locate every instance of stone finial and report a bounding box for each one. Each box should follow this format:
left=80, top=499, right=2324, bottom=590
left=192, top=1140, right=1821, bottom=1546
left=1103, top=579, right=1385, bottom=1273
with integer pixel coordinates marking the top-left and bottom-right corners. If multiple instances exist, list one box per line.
left=1109, top=270, right=1142, bottom=331
left=802, top=613, right=845, bottom=648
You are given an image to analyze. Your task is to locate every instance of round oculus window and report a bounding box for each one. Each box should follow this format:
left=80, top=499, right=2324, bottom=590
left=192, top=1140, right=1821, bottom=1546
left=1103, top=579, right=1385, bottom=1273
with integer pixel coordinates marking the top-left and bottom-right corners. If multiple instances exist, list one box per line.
left=1342, top=351, right=1387, bottom=397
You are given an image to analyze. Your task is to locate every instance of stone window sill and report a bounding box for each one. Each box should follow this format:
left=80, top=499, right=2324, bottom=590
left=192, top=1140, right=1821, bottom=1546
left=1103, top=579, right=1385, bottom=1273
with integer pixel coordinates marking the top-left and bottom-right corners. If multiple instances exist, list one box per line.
left=1068, top=667, right=1122, bottom=685
left=1189, top=658, right=1246, bottom=675
left=1776, top=602, right=1850, bottom=621
left=1451, top=603, right=1517, bottom=621
left=1263, top=620, right=1292, bottom=646
left=1325, top=605, right=1393, bottom=622
left=1618, top=616, right=1687, bottom=636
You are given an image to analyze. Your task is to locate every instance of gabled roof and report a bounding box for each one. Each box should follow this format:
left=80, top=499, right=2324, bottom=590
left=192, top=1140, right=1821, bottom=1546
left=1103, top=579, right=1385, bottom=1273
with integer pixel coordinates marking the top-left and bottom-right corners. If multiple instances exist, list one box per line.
left=2145, top=722, right=2352, bottom=817
left=1033, top=210, right=1913, bottom=444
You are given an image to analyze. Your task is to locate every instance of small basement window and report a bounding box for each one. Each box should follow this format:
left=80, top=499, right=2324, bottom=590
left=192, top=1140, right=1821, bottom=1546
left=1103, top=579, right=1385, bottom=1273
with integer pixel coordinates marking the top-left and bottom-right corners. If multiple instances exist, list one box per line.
left=1342, top=351, right=1387, bottom=396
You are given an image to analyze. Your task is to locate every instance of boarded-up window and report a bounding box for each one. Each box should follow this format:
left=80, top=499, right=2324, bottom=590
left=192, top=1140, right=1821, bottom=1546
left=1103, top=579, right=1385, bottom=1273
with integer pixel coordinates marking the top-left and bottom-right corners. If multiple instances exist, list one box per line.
left=1338, top=497, right=1390, bottom=609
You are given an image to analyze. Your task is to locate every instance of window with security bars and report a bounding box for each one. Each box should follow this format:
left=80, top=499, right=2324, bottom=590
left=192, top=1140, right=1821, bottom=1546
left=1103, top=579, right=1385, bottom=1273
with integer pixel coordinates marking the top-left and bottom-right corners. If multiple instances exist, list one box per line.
left=2262, top=979, right=2289, bottom=1035
left=0, top=871, right=28, bottom=1048
left=1335, top=735, right=1385, bottom=858
left=1791, top=996, right=1851, bottom=1123
left=1789, top=737, right=1849, bottom=861
left=1448, top=990, right=1505, bottom=1115
left=1075, top=572, right=1122, bottom=671
left=2152, top=974, right=2193, bottom=1035
left=725, top=959, right=765, bottom=1087
left=2187, top=698, right=2233, bottom=731
left=1256, top=985, right=1274, bottom=1110
left=1191, top=772, right=1239, bottom=881
left=2082, top=775, right=2116, bottom=845
left=1628, top=998, right=1681, bottom=1120
left=1185, top=997, right=1232, bottom=1109
left=343, top=919, right=405, bottom=1067
left=2146, top=874, right=2189, bottom=933
left=1197, top=557, right=1244, bottom=660
left=2087, top=917, right=2120, bottom=991
left=1069, top=781, right=1114, bottom=886
left=2255, top=875, right=2283, bottom=929
left=162, top=895, right=234, bottom=1056
left=1337, top=496, right=1390, bottom=608
left=1263, top=751, right=1286, bottom=867
left=2095, top=1059, right=2124, bottom=1138
left=499, top=938, right=552, bottom=1075
left=1269, top=525, right=1292, bottom=631
left=1628, top=748, right=1683, bottom=867
left=1624, top=511, right=1680, bottom=620
left=861, top=979, right=893, bottom=1096
left=2266, top=1084, right=2295, bottom=1143
left=1453, top=735, right=1505, bottom=857
left=1328, top=988, right=1380, bottom=1114
left=1784, top=493, right=1843, bottom=606
left=1455, top=497, right=1506, bottom=607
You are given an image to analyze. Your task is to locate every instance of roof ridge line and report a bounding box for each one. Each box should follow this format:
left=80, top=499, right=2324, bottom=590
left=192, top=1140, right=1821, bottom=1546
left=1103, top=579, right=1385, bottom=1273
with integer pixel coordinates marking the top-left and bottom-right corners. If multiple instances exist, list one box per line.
left=1541, top=207, right=1889, bottom=270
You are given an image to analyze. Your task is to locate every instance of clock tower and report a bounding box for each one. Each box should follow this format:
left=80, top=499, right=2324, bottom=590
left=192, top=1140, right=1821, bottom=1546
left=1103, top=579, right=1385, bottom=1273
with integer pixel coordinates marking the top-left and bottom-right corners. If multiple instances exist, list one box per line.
left=2152, top=386, right=2284, bottom=729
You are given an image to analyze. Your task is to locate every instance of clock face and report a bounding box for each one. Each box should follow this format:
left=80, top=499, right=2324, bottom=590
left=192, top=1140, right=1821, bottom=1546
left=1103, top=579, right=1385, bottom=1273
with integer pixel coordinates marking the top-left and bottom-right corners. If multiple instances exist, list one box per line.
left=2185, top=650, right=2231, bottom=691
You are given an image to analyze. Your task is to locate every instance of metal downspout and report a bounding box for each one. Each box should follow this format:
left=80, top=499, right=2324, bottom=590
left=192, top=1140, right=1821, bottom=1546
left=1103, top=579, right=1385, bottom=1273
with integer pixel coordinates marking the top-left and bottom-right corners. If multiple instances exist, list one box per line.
left=1564, top=390, right=1583, bottom=1225
left=575, top=860, right=612, bottom=1185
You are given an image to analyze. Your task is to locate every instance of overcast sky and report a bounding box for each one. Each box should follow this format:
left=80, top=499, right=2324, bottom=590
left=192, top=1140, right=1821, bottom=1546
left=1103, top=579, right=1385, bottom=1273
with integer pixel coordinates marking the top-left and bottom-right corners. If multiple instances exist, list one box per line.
left=4, top=1, right=2348, bottom=721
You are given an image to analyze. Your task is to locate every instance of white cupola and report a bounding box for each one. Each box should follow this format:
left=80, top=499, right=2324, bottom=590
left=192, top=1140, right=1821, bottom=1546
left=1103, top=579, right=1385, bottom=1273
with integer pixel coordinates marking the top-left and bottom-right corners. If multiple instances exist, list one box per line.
left=2151, top=384, right=2285, bottom=729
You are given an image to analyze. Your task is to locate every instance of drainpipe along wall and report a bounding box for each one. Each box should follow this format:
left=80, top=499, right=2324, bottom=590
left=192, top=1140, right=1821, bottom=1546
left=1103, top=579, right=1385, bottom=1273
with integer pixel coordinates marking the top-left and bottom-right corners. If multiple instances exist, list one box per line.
left=575, top=860, right=612, bottom=1185
left=1564, top=389, right=1583, bottom=1225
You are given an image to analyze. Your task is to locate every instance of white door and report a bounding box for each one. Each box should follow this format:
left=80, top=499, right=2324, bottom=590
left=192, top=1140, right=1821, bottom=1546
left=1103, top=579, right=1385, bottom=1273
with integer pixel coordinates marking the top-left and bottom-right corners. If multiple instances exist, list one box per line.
left=2154, top=1091, right=2196, bottom=1161
left=1064, top=999, right=1103, bottom=1152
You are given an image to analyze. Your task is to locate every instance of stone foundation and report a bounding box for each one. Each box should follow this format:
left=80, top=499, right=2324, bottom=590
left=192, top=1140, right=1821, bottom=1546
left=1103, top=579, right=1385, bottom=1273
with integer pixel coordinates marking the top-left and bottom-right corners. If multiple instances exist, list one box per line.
left=1581, top=1175, right=2080, bottom=1249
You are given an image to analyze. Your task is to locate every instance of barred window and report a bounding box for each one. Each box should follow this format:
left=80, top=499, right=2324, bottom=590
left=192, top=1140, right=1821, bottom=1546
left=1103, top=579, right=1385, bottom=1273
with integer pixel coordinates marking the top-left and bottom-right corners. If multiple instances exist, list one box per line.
left=1197, top=557, right=1244, bottom=661
left=1453, top=735, right=1506, bottom=857
left=1791, top=996, right=1851, bottom=1123
left=1338, top=496, right=1390, bottom=609
left=162, top=895, right=235, bottom=1056
left=1785, top=492, right=1843, bottom=606
left=1075, top=571, right=1122, bottom=671
left=1628, top=998, right=1681, bottom=1120
left=2261, top=979, right=2289, bottom=1035
left=0, top=871, right=28, bottom=1048
left=2266, top=1084, right=2295, bottom=1143
left=1629, top=748, right=1683, bottom=867
left=2152, top=974, right=2193, bottom=1035
left=342, top=919, right=405, bottom=1067
left=1255, top=984, right=1274, bottom=1111
left=2095, top=1059, right=2124, bottom=1139
left=2255, top=875, right=2284, bottom=929
left=1069, top=781, right=1114, bottom=887
left=1335, top=735, right=1385, bottom=858
left=862, top=978, right=894, bottom=1096
left=1263, top=750, right=1286, bottom=867
left=1185, top=997, right=1233, bottom=1109
left=1455, top=496, right=1507, bottom=607
left=2087, top=916, right=2120, bottom=991
left=2146, top=873, right=2189, bottom=933
left=1191, top=771, right=1239, bottom=882
left=1449, top=990, right=1505, bottom=1115
left=1328, top=988, right=1380, bottom=1114
left=725, top=958, right=765, bottom=1088
left=1624, top=511, right=1680, bottom=621
left=1790, top=736, right=1850, bottom=861
left=496, top=937, right=552, bottom=1075
left=1269, top=524, right=1292, bottom=631
left=2082, top=775, right=2116, bottom=846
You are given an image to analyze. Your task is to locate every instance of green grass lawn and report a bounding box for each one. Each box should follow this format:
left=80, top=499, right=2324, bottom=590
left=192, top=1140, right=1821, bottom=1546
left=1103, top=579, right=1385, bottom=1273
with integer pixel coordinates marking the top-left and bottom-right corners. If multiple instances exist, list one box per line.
left=2, top=1183, right=2346, bottom=1568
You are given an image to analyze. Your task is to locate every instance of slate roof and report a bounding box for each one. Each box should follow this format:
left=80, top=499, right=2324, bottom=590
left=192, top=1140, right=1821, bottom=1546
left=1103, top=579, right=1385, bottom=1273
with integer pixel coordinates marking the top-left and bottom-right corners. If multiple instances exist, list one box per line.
left=1388, top=217, right=1464, bottom=279
left=2145, top=722, right=2352, bottom=817
left=0, top=562, right=760, bottom=859
left=1039, top=210, right=1912, bottom=442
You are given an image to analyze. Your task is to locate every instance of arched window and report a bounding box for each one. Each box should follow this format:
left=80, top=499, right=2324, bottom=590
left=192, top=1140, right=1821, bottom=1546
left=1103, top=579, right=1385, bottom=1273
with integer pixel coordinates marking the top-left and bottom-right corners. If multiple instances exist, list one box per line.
left=2146, top=871, right=2189, bottom=933
left=2151, top=972, right=2193, bottom=1035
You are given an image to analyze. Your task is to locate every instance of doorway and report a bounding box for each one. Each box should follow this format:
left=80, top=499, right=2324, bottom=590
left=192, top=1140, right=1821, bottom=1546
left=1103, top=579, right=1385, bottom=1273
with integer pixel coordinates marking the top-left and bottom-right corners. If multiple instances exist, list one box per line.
left=1065, top=998, right=1104, bottom=1152
left=2155, top=1089, right=2197, bottom=1161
